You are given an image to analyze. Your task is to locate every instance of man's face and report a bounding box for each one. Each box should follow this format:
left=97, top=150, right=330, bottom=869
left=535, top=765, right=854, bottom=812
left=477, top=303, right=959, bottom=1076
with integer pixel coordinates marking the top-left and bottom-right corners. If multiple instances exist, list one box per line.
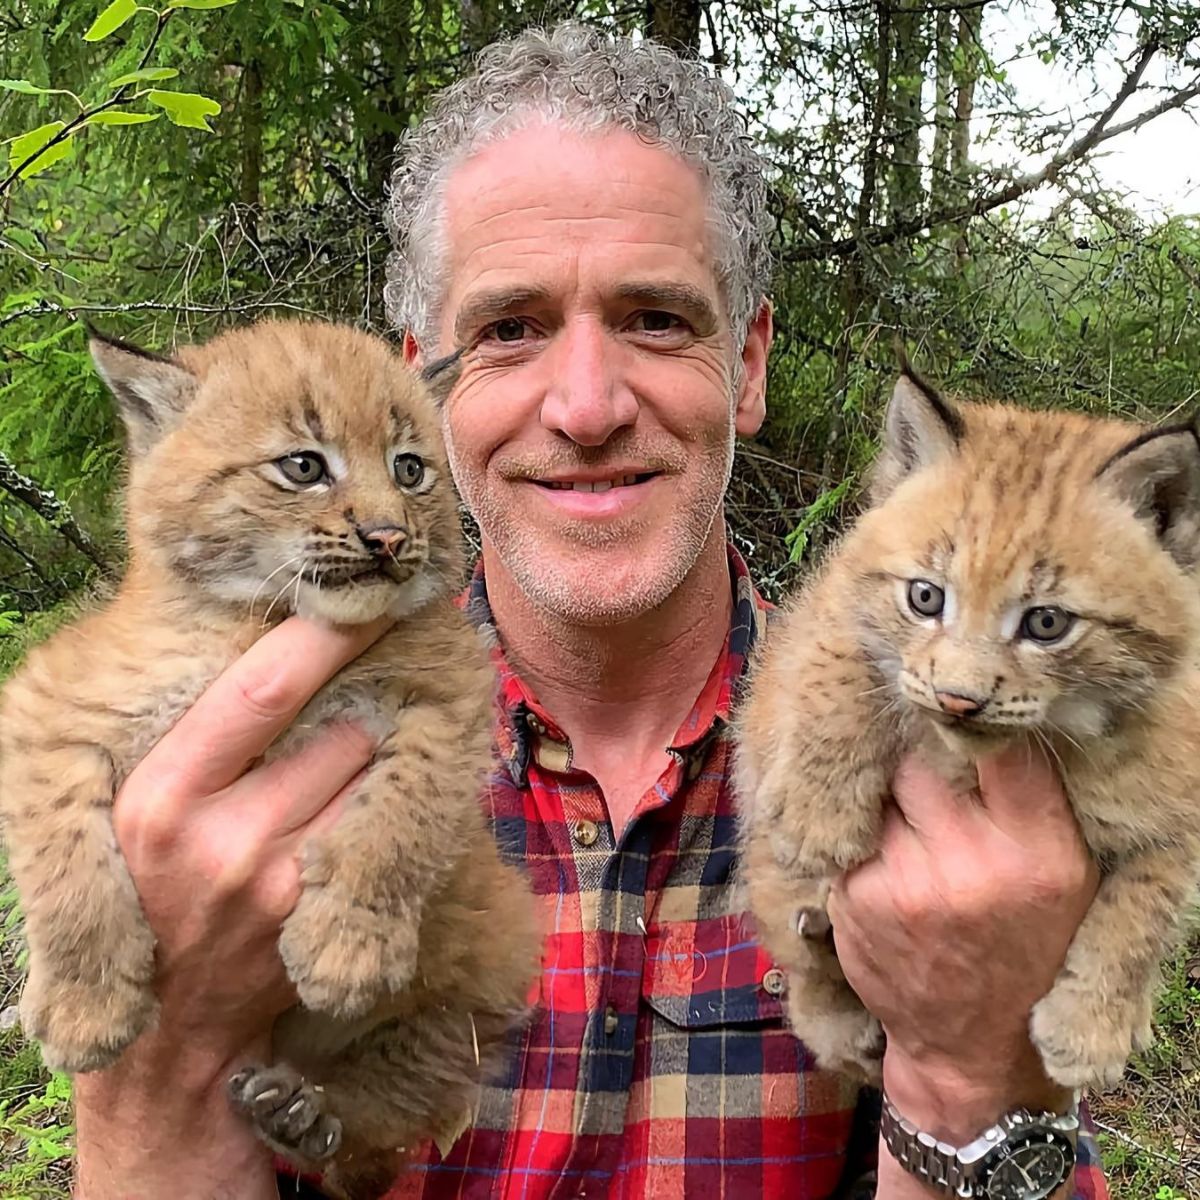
left=426, top=123, right=770, bottom=624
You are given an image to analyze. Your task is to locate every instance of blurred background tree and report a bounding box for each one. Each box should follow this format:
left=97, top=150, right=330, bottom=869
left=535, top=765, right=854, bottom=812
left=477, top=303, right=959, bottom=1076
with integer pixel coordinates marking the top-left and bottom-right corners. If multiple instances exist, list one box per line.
left=2, top=2, right=1200, bottom=1193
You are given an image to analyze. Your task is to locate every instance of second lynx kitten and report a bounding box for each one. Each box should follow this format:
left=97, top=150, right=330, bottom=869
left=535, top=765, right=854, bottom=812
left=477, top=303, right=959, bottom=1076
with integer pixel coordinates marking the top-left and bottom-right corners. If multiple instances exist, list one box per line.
left=0, top=320, right=539, bottom=1196
left=736, top=366, right=1200, bottom=1089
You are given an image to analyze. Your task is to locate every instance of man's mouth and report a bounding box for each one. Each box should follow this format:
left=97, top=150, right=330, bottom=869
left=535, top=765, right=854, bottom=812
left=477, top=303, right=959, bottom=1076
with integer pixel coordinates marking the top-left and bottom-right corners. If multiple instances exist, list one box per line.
left=535, top=472, right=658, bottom=493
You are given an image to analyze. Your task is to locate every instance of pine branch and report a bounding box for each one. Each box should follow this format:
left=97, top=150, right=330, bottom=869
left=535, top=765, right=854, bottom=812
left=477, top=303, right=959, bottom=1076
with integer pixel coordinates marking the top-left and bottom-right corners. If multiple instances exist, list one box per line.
left=0, top=451, right=107, bottom=570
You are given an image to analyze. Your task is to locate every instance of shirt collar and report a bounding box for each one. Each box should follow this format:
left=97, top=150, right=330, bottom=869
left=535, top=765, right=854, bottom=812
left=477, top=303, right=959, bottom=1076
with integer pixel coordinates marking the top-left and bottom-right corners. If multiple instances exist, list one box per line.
left=460, top=543, right=768, bottom=786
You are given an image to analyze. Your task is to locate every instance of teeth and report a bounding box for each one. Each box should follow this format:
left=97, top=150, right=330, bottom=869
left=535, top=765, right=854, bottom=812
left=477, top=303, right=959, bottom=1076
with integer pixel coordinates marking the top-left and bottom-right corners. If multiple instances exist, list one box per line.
left=546, top=475, right=643, bottom=491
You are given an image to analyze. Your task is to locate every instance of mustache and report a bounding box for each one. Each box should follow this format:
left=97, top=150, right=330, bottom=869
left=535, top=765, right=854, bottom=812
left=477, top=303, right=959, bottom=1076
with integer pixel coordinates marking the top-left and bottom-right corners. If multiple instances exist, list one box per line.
left=493, top=437, right=688, bottom=481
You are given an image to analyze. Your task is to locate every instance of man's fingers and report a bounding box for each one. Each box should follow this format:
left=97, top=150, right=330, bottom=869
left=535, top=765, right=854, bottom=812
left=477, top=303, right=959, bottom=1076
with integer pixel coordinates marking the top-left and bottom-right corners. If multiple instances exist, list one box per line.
left=137, top=615, right=390, bottom=800
left=889, top=752, right=973, bottom=835
left=975, top=740, right=1071, bottom=827
left=247, top=723, right=377, bottom=838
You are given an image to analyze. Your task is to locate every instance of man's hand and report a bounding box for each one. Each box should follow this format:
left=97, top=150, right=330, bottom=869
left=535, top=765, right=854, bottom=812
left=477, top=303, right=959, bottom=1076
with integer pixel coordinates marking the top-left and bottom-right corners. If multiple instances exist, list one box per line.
left=826, top=746, right=1098, bottom=1196
left=73, top=616, right=387, bottom=1200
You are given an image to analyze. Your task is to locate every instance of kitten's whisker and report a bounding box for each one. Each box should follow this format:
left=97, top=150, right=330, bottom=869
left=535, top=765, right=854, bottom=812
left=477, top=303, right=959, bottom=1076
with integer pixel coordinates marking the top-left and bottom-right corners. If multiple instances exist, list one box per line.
left=262, top=564, right=307, bottom=628
left=248, top=554, right=303, bottom=619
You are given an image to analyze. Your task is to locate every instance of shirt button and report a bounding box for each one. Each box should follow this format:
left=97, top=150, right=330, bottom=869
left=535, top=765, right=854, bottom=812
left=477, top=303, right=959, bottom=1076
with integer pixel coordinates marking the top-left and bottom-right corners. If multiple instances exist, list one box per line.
left=603, top=1005, right=619, bottom=1036
left=525, top=713, right=546, bottom=735
left=571, top=819, right=599, bottom=847
left=762, top=967, right=787, bottom=997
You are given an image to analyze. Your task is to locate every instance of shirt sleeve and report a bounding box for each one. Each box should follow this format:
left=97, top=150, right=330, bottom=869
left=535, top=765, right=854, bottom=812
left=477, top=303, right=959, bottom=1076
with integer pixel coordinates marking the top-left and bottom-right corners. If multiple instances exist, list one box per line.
left=1071, top=1098, right=1112, bottom=1200
left=836, top=1089, right=1111, bottom=1200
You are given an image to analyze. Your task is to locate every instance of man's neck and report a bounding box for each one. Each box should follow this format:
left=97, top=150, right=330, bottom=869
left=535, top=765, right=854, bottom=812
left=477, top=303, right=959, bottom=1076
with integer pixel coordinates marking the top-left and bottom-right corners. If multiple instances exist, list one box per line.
left=482, top=526, right=734, bottom=830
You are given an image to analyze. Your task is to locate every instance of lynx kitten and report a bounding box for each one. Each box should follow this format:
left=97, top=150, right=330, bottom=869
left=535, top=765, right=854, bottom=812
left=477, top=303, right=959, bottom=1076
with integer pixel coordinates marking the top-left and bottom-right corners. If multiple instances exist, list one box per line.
left=736, top=366, right=1200, bottom=1090
left=0, top=320, right=540, bottom=1196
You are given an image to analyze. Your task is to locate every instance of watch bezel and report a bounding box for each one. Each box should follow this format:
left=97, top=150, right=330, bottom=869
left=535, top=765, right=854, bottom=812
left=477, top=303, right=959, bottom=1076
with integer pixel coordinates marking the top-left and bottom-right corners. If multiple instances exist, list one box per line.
left=976, top=1121, right=1075, bottom=1200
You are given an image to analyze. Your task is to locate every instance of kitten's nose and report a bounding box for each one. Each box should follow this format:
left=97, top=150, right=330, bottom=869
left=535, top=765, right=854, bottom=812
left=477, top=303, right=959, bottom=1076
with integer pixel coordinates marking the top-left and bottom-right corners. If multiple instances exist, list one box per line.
left=934, top=689, right=988, bottom=718
left=358, top=524, right=408, bottom=557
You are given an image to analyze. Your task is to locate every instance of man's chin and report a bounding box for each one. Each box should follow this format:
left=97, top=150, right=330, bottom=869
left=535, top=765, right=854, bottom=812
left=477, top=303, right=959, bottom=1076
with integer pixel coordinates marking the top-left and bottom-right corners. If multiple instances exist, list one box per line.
left=497, top=534, right=705, bottom=627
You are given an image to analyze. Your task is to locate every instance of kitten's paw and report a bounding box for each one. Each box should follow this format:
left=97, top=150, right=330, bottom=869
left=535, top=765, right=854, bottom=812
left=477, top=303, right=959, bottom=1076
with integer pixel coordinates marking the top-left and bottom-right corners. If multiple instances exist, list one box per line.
left=21, top=971, right=158, bottom=1074
left=228, top=1063, right=342, bottom=1162
left=280, top=889, right=419, bottom=1018
left=1030, top=986, right=1141, bottom=1090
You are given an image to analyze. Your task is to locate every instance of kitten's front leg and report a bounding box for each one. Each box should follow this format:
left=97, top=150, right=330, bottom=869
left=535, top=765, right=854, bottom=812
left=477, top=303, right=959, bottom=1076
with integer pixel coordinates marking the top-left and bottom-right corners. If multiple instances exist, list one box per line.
left=279, top=703, right=477, bottom=1019
left=1030, top=842, right=1195, bottom=1089
left=742, top=829, right=884, bottom=1083
left=3, top=742, right=157, bottom=1072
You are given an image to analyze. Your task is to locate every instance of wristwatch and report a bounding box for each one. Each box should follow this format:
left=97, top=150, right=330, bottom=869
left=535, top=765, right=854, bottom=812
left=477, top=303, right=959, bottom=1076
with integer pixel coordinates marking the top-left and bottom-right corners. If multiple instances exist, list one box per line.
left=880, top=1091, right=1079, bottom=1199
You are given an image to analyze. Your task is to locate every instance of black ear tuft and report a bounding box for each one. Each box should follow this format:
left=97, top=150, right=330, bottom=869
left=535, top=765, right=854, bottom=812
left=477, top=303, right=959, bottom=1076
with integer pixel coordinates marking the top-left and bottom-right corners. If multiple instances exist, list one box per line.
left=88, top=327, right=197, bottom=456
left=420, top=347, right=465, bottom=407
left=869, top=361, right=964, bottom=505
left=1096, top=420, right=1200, bottom=569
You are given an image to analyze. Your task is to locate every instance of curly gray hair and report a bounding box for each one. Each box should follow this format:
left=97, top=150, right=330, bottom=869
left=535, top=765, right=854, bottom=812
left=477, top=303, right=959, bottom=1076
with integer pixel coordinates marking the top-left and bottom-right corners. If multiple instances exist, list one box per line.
left=383, top=22, right=773, bottom=349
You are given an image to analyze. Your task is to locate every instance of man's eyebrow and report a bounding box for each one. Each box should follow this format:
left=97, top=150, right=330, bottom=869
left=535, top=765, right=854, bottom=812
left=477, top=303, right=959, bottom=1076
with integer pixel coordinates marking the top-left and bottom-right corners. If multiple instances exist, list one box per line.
left=453, top=286, right=553, bottom=343
left=613, top=282, right=720, bottom=330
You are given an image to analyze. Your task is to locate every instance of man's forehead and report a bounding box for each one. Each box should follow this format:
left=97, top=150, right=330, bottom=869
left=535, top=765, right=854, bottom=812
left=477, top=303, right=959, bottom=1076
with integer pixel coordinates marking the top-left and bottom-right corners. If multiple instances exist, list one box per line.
left=439, top=124, right=720, bottom=319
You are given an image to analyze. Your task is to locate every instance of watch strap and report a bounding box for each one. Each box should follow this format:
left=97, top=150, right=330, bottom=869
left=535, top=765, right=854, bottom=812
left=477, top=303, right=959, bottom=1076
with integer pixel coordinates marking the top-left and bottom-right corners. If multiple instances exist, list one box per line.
left=880, top=1092, right=971, bottom=1196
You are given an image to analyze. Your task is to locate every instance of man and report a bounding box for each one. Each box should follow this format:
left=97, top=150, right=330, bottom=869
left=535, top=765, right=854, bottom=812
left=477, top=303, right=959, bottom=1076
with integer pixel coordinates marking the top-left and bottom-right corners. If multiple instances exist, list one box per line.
left=74, top=23, right=1109, bottom=1200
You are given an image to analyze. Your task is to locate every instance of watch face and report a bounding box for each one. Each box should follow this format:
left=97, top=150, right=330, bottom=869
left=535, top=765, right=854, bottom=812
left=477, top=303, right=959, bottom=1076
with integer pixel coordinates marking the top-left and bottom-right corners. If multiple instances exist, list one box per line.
left=983, top=1131, right=1072, bottom=1200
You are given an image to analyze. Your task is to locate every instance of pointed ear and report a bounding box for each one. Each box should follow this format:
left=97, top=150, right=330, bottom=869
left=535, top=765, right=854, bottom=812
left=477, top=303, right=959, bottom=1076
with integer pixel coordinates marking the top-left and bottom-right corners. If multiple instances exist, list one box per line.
left=88, top=327, right=197, bottom=456
left=419, top=347, right=465, bottom=407
left=868, top=367, right=965, bottom=504
left=1096, top=423, right=1200, bottom=569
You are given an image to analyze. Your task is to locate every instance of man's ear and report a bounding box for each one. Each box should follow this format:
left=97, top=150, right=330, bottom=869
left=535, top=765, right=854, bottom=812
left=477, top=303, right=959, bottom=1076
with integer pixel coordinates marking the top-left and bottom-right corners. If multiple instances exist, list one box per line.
left=734, top=300, right=772, bottom=438
left=88, top=326, right=197, bottom=457
left=1096, top=422, right=1200, bottom=569
left=869, top=358, right=964, bottom=504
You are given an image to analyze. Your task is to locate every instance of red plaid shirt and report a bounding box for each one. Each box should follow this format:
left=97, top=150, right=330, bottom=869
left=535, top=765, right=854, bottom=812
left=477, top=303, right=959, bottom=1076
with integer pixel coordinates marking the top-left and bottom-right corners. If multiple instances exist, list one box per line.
left=289, top=546, right=1110, bottom=1200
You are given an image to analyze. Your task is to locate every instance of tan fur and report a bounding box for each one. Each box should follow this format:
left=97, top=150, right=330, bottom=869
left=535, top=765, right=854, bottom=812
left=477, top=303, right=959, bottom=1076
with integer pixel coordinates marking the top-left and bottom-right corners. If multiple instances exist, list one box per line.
left=735, top=375, right=1200, bottom=1090
left=0, top=320, right=540, bottom=1196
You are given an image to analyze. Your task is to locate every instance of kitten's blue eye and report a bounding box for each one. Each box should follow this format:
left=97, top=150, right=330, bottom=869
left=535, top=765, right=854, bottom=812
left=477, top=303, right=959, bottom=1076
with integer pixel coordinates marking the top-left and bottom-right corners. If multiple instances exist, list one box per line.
left=907, top=579, right=945, bottom=618
left=393, top=453, right=425, bottom=489
left=1021, top=607, right=1074, bottom=643
left=276, top=452, right=328, bottom=487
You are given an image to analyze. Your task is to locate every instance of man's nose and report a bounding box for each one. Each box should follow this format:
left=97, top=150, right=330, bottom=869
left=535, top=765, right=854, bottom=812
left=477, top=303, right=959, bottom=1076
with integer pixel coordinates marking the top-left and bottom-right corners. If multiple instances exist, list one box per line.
left=539, top=318, right=639, bottom=446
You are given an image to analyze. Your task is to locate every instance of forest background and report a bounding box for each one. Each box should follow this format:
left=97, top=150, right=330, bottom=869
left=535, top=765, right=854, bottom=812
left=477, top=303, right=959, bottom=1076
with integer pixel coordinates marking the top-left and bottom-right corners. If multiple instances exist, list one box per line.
left=1, top=0, right=1199, bottom=1195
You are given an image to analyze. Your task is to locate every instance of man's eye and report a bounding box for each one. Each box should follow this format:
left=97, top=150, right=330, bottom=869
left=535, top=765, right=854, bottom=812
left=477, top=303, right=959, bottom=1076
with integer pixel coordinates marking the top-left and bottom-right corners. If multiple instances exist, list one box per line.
left=490, top=318, right=528, bottom=343
left=634, top=311, right=682, bottom=333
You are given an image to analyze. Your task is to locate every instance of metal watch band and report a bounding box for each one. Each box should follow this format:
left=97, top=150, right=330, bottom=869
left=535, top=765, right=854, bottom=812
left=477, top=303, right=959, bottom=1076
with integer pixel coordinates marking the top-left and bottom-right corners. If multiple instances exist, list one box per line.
left=880, top=1091, right=1080, bottom=1200
left=880, top=1093, right=969, bottom=1196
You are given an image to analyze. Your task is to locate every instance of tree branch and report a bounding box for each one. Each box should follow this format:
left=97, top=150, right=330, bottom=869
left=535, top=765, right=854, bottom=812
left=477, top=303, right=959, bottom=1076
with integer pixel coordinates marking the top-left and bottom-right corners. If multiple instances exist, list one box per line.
left=0, top=451, right=107, bottom=570
left=790, top=42, right=1186, bottom=262
left=0, top=10, right=173, bottom=198
left=0, top=296, right=320, bottom=332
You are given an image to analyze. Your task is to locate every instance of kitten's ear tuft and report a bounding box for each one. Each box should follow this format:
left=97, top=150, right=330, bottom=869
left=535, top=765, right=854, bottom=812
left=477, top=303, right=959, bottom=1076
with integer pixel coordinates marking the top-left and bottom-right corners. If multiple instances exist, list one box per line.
left=1097, top=421, right=1200, bottom=569
left=88, top=327, right=197, bottom=456
left=869, top=363, right=964, bottom=504
left=419, top=347, right=465, bottom=407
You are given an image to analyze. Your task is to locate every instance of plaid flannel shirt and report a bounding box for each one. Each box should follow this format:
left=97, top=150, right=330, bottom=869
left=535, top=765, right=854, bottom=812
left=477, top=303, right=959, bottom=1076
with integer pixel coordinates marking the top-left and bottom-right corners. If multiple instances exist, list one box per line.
left=287, top=545, right=1110, bottom=1200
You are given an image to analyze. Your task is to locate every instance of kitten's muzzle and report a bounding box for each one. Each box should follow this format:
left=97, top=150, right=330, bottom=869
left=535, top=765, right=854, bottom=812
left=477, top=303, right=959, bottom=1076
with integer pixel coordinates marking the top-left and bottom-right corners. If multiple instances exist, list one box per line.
left=357, top=524, right=408, bottom=558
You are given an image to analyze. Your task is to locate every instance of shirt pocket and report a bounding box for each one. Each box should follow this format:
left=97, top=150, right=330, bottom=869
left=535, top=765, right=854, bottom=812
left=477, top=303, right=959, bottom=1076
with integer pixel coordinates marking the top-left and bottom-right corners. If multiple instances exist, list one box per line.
left=640, top=910, right=785, bottom=1027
